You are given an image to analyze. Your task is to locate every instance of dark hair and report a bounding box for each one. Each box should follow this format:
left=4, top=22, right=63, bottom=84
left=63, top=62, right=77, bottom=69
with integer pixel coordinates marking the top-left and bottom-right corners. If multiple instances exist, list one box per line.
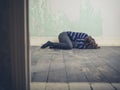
left=85, top=36, right=99, bottom=49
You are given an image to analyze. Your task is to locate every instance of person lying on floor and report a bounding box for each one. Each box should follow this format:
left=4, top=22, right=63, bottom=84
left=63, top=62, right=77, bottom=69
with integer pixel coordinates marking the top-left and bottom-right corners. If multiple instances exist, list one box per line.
left=41, top=31, right=100, bottom=49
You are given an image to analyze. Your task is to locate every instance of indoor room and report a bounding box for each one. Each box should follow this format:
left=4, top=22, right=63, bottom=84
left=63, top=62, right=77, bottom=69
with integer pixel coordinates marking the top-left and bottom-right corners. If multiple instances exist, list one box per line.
left=29, top=0, right=120, bottom=90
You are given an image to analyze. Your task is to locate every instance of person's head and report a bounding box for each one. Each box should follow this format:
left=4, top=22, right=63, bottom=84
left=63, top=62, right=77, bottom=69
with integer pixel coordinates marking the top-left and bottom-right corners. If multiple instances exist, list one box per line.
left=85, top=36, right=100, bottom=49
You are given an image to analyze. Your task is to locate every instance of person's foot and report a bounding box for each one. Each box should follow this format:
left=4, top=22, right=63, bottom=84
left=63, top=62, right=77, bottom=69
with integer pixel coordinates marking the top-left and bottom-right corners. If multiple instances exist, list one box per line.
left=40, top=41, right=51, bottom=48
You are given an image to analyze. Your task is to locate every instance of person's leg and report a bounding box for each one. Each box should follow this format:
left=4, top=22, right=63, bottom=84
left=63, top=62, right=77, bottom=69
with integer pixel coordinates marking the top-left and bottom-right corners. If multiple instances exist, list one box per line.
left=41, top=41, right=53, bottom=48
left=41, top=32, right=73, bottom=49
left=49, top=32, right=73, bottom=49
left=49, top=42, right=71, bottom=49
left=41, top=40, right=72, bottom=49
left=58, top=32, right=73, bottom=48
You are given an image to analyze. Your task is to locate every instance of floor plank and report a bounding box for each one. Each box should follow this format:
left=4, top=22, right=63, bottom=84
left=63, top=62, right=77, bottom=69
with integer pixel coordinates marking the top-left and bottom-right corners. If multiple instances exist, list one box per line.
left=69, top=83, right=91, bottom=90
left=112, top=83, right=120, bottom=90
left=31, top=82, right=46, bottom=90
left=48, top=62, right=67, bottom=82
left=45, top=83, right=68, bottom=90
left=91, top=50, right=120, bottom=83
left=91, top=83, right=115, bottom=90
left=31, top=46, right=120, bottom=83
left=63, top=51, right=88, bottom=82
left=31, top=82, right=120, bottom=90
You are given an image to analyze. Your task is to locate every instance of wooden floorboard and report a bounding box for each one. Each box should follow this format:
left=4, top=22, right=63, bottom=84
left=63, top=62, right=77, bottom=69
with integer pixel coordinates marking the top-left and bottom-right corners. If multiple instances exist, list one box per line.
left=31, top=82, right=120, bottom=90
left=91, top=83, right=115, bottom=90
left=63, top=53, right=88, bottom=82
left=31, top=46, right=120, bottom=83
left=92, top=49, right=120, bottom=83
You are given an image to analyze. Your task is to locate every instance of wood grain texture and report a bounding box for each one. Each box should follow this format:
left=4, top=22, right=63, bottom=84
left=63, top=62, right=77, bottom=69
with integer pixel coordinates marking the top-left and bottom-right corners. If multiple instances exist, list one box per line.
left=31, top=46, right=120, bottom=83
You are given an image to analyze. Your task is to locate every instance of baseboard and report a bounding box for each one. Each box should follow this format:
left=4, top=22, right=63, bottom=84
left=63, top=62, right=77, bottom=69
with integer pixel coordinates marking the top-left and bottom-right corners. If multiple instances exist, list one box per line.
left=95, top=37, right=120, bottom=46
left=30, top=37, right=120, bottom=46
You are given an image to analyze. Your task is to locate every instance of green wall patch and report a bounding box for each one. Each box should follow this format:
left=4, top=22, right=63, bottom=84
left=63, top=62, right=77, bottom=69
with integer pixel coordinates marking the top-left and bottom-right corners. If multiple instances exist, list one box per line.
left=29, top=0, right=102, bottom=37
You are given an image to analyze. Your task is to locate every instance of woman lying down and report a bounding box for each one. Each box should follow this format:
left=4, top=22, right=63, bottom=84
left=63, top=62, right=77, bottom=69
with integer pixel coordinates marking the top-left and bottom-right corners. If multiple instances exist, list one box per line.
left=41, top=31, right=100, bottom=49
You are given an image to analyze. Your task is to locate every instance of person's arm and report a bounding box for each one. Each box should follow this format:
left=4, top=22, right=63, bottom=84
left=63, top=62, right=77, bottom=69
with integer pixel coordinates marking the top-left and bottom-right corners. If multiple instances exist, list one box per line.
left=75, top=38, right=85, bottom=42
left=75, top=41, right=87, bottom=49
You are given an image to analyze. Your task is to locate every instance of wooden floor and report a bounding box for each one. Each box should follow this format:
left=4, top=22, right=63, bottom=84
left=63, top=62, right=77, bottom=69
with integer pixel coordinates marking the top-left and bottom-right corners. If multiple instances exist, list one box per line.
left=31, top=82, right=120, bottom=90
left=31, top=46, right=120, bottom=90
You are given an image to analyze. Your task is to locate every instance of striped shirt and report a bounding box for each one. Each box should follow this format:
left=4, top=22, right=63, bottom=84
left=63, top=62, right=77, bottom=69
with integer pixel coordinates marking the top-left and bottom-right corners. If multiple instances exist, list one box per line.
left=67, top=31, right=88, bottom=49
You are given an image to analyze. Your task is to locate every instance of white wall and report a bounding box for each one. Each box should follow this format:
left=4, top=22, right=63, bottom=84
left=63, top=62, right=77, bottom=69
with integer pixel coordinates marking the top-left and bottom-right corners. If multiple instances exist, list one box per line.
left=91, top=0, right=120, bottom=37
left=30, top=0, right=120, bottom=46
left=93, top=0, right=120, bottom=46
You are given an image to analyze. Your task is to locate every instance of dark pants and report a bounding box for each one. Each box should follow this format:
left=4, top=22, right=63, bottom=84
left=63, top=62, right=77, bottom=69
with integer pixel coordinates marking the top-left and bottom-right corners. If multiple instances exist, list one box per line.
left=50, top=32, right=73, bottom=49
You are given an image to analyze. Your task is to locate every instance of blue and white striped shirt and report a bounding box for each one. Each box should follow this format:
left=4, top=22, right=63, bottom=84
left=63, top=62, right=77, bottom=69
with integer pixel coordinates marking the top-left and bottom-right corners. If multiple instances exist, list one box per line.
left=67, top=31, right=88, bottom=49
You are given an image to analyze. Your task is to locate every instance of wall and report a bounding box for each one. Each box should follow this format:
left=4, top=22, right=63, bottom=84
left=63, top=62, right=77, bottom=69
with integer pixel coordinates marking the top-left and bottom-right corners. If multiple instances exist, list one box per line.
left=0, top=0, right=11, bottom=90
left=29, top=0, right=120, bottom=46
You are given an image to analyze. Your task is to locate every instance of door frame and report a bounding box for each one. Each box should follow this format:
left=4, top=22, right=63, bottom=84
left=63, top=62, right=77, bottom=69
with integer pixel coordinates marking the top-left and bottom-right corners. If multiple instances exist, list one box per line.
left=9, top=0, right=30, bottom=90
